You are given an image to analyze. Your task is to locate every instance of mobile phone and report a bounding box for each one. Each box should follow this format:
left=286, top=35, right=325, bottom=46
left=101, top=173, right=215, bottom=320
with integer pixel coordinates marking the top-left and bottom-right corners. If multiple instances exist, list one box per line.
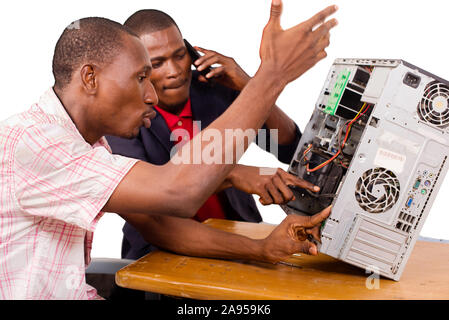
left=184, top=39, right=212, bottom=78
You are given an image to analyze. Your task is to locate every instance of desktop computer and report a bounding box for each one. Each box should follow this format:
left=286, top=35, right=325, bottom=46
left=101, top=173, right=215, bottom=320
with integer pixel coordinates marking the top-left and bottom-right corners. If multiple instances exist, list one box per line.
left=282, top=58, right=449, bottom=280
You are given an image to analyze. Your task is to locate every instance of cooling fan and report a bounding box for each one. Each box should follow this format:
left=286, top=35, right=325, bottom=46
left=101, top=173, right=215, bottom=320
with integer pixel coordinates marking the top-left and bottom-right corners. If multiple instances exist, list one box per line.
left=418, top=81, right=449, bottom=129
left=355, top=167, right=400, bottom=213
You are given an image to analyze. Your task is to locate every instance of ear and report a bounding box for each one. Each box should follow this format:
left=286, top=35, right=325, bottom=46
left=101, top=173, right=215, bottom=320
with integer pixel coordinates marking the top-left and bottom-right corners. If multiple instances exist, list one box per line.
left=80, top=64, right=97, bottom=94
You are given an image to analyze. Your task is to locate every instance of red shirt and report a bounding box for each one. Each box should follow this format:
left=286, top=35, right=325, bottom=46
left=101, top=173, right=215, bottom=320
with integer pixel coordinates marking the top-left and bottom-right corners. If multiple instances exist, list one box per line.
left=155, top=100, right=227, bottom=222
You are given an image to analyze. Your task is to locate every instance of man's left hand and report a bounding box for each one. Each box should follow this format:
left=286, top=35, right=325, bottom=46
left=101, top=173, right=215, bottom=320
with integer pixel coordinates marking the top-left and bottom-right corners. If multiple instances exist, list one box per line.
left=193, top=46, right=251, bottom=91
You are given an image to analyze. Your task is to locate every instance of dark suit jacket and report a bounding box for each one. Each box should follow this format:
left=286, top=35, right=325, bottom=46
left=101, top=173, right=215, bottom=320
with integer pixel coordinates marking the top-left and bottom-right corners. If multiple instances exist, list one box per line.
left=106, top=71, right=302, bottom=259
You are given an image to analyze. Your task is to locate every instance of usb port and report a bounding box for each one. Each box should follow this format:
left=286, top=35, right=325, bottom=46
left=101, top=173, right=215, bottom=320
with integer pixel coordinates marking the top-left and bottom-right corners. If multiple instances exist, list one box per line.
left=413, top=179, right=421, bottom=189
left=406, top=197, right=413, bottom=208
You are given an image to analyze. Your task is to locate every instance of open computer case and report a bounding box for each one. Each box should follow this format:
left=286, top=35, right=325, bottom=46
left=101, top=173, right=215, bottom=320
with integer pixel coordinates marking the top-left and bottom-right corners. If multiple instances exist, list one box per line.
left=282, top=58, right=449, bottom=280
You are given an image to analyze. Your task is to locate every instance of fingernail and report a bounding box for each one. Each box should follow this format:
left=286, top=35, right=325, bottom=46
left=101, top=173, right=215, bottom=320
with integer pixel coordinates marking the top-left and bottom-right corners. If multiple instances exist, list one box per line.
left=314, top=186, right=320, bottom=191
left=334, top=5, right=339, bottom=10
left=273, top=0, right=281, bottom=5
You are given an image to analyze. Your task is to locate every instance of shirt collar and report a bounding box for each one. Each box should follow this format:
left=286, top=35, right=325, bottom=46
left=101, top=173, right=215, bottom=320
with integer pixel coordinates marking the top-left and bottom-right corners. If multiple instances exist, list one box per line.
left=154, top=99, right=192, bottom=130
left=38, top=87, right=111, bottom=151
left=39, top=87, right=76, bottom=125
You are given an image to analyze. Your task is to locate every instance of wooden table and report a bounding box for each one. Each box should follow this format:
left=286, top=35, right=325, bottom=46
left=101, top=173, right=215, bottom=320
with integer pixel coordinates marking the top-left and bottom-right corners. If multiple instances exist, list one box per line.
left=115, top=219, right=449, bottom=300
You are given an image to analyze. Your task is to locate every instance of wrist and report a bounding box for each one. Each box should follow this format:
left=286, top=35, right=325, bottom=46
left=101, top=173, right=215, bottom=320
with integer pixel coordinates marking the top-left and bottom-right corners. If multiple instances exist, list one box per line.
left=226, top=164, right=247, bottom=186
left=218, top=177, right=233, bottom=192
left=256, top=238, right=275, bottom=263
left=225, top=166, right=237, bottom=187
left=220, top=165, right=244, bottom=191
left=255, top=62, right=288, bottom=92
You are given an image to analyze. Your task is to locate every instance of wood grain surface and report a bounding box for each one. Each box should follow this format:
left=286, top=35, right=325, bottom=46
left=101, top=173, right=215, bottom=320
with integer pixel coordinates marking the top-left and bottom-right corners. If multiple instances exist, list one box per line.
left=116, top=219, right=449, bottom=300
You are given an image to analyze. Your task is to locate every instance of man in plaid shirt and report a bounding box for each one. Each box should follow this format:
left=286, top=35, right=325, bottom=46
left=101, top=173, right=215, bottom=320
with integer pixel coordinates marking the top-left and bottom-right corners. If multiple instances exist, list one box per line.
left=0, top=1, right=337, bottom=299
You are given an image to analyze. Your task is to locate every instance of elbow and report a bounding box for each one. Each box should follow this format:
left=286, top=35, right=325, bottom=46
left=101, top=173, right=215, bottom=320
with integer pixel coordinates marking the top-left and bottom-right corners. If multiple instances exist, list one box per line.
left=179, top=195, right=203, bottom=219
left=171, top=203, right=198, bottom=219
left=169, top=185, right=205, bottom=219
left=161, top=197, right=197, bottom=218
left=160, top=166, right=216, bottom=218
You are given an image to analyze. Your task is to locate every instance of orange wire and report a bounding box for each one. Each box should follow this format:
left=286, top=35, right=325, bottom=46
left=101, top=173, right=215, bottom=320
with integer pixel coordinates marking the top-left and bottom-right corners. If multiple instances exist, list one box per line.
left=306, top=103, right=370, bottom=172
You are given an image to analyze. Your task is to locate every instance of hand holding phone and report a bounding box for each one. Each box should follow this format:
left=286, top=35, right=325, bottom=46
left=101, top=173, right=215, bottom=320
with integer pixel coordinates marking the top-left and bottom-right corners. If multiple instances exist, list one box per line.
left=184, top=39, right=212, bottom=78
left=183, top=40, right=251, bottom=91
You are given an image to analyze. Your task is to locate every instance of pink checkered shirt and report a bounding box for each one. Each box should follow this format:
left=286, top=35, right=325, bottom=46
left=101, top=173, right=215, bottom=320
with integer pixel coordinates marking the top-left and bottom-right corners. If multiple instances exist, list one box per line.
left=0, top=88, right=138, bottom=299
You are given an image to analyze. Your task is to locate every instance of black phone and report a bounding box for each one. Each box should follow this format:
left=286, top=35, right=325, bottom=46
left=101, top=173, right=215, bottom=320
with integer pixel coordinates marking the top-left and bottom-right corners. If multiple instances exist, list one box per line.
left=184, top=39, right=212, bottom=78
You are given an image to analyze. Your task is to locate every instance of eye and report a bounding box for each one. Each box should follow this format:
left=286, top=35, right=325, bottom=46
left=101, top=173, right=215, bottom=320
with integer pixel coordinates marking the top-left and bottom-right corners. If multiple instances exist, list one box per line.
left=138, top=75, right=147, bottom=82
left=151, top=61, right=162, bottom=69
left=175, top=52, right=186, bottom=60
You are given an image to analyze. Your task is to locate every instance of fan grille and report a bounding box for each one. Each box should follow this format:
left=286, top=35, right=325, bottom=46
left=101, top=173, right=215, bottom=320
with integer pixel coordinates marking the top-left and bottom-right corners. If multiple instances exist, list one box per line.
left=417, top=81, right=449, bottom=129
left=355, top=168, right=400, bottom=213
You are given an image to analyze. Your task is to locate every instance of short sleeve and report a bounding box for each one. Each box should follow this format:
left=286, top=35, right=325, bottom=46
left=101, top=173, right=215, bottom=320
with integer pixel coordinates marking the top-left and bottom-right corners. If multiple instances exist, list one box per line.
left=13, top=123, right=138, bottom=231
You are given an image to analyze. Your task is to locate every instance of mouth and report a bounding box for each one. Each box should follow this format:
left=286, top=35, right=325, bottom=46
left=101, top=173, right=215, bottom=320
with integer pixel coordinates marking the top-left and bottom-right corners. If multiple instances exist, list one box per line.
left=142, top=109, right=157, bottom=129
left=164, top=79, right=188, bottom=90
left=144, top=109, right=157, bottom=119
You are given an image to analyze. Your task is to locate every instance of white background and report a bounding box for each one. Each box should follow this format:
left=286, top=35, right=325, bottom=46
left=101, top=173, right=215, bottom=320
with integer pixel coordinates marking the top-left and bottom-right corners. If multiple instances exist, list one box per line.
left=1, top=0, right=448, bottom=259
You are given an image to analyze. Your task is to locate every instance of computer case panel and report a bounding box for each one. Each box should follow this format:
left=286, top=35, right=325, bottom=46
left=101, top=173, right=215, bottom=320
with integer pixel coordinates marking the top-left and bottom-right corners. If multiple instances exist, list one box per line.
left=283, top=59, right=449, bottom=280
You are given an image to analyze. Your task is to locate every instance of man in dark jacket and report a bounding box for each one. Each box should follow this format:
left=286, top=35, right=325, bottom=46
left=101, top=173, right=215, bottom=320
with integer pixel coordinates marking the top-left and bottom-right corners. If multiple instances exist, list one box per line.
left=106, top=9, right=313, bottom=260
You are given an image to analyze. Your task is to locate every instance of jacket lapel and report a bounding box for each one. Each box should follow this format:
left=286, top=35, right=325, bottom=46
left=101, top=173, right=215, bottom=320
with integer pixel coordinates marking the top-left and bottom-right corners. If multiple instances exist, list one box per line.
left=190, top=84, right=216, bottom=128
left=147, top=111, right=175, bottom=156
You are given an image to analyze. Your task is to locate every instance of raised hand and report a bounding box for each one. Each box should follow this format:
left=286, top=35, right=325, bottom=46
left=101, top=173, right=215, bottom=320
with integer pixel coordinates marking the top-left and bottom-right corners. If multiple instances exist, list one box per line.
left=259, top=0, right=338, bottom=87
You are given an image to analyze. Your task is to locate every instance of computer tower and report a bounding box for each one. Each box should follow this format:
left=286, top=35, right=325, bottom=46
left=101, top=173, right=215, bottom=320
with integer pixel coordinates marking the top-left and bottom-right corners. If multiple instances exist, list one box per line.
left=282, top=58, right=449, bottom=280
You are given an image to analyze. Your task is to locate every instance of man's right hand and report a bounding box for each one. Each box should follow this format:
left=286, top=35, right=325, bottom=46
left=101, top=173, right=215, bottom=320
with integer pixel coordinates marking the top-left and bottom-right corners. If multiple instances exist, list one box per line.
left=225, top=165, right=319, bottom=206
left=258, top=0, right=338, bottom=87
left=260, top=206, right=332, bottom=263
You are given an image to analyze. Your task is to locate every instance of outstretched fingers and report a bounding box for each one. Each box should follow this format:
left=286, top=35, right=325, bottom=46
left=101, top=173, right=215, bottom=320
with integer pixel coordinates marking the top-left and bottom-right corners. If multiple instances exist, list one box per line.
left=303, top=5, right=338, bottom=31
left=312, top=18, right=338, bottom=44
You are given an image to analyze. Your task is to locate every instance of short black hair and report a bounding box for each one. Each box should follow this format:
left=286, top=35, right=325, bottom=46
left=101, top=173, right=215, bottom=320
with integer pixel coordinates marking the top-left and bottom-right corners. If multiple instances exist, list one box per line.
left=52, top=17, right=138, bottom=90
left=123, top=9, right=180, bottom=36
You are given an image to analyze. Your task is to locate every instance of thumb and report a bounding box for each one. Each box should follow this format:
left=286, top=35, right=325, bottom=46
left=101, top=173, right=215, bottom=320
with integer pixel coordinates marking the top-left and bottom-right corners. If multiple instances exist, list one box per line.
left=295, top=240, right=318, bottom=256
left=268, top=0, right=283, bottom=27
left=302, top=205, right=332, bottom=228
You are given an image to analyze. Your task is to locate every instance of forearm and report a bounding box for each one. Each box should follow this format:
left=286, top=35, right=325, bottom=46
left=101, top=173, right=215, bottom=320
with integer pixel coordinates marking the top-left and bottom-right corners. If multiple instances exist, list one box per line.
left=264, top=105, right=297, bottom=145
left=122, top=213, right=267, bottom=262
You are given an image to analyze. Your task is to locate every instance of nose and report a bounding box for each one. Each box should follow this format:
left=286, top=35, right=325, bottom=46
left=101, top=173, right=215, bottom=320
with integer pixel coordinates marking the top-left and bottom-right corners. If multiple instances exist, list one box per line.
left=166, top=59, right=182, bottom=78
left=144, top=80, right=158, bottom=106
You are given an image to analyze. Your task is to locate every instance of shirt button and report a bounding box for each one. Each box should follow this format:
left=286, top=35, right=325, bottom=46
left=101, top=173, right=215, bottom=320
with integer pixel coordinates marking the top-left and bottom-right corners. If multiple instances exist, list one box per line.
left=177, top=120, right=183, bottom=126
